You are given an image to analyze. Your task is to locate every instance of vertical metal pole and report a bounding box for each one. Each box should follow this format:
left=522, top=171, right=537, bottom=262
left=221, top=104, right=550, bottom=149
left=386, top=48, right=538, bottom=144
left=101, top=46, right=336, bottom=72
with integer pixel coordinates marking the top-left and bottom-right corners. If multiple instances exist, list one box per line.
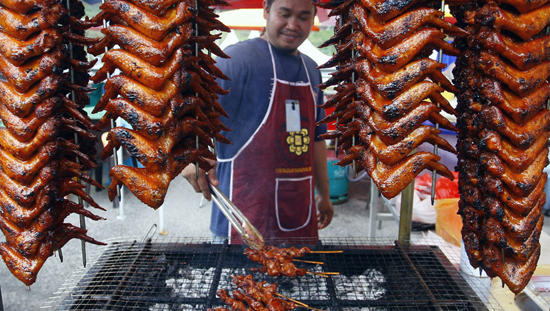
left=398, top=181, right=414, bottom=246
left=0, top=284, right=4, bottom=311
left=368, top=180, right=379, bottom=239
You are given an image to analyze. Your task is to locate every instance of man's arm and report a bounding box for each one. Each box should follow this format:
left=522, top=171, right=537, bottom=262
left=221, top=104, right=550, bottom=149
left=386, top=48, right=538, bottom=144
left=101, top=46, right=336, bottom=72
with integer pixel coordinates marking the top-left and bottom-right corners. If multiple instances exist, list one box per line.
left=314, top=140, right=334, bottom=229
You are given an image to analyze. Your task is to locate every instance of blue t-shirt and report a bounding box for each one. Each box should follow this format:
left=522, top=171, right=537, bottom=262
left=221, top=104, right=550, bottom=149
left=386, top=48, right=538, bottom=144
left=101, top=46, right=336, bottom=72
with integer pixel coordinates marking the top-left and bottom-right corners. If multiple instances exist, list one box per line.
left=210, top=38, right=327, bottom=236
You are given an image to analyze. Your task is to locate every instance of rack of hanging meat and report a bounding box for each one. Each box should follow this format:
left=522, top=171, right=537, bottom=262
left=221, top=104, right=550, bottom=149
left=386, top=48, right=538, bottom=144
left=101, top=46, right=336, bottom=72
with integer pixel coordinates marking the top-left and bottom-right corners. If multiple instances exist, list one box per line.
left=0, top=0, right=105, bottom=287
left=315, top=0, right=468, bottom=199
left=87, top=0, right=232, bottom=209
left=42, top=237, right=501, bottom=310
left=449, top=0, right=549, bottom=294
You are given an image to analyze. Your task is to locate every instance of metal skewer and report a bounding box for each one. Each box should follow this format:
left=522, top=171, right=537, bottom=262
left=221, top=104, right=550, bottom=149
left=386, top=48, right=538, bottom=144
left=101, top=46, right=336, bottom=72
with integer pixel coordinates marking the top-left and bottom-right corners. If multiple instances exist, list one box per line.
left=208, top=182, right=264, bottom=250
left=99, top=0, right=121, bottom=203
left=65, top=0, right=87, bottom=266
left=334, top=15, right=344, bottom=159
left=431, top=0, right=447, bottom=205
left=194, top=0, right=201, bottom=181
left=350, top=23, right=357, bottom=178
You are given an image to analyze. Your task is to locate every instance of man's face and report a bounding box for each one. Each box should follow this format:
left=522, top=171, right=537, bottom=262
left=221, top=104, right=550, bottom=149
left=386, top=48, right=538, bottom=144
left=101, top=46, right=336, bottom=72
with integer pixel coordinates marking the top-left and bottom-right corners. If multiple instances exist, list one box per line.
left=263, top=0, right=315, bottom=54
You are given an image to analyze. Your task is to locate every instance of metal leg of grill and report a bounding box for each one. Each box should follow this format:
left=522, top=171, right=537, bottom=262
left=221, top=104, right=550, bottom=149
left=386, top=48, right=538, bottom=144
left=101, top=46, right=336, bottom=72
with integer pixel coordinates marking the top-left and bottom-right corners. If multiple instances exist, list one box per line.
left=398, top=181, right=415, bottom=246
left=0, top=284, right=4, bottom=311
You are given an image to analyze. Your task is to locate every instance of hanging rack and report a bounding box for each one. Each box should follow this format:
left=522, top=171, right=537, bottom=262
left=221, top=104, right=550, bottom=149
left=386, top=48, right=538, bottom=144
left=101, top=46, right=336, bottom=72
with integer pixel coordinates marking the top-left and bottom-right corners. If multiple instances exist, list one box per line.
left=430, top=0, right=447, bottom=205
left=65, top=0, right=88, bottom=267
left=370, top=0, right=452, bottom=245
left=99, top=0, right=123, bottom=217
left=398, top=0, right=448, bottom=246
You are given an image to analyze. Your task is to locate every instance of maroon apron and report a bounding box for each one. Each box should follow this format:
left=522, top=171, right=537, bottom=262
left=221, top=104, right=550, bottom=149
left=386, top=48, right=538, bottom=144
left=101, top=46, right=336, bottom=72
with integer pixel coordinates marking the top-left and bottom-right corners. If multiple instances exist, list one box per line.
left=225, top=42, right=318, bottom=243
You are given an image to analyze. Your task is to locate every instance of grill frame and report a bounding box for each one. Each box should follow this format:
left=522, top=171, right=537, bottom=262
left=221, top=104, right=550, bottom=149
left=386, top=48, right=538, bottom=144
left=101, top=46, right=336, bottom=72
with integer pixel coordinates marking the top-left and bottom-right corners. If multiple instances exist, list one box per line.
left=42, top=237, right=503, bottom=311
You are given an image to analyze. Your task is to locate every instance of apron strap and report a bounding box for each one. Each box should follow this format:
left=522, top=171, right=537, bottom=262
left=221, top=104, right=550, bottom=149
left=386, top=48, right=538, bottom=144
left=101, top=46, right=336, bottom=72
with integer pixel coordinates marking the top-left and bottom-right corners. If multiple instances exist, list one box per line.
left=267, top=42, right=278, bottom=81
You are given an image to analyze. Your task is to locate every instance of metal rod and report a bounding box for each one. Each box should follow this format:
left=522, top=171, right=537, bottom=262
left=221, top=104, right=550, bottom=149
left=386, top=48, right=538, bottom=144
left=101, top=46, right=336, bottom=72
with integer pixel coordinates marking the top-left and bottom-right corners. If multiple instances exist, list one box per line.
left=368, top=179, right=379, bottom=239
left=334, top=15, right=344, bottom=159
left=350, top=24, right=356, bottom=177
left=65, top=0, right=88, bottom=267
left=0, top=284, right=4, bottom=311
left=100, top=0, right=120, bottom=201
left=430, top=0, right=446, bottom=205
left=398, top=180, right=415, bottom=246
left=58, top=248, right=64, bottom=262
left=194, top=0, right=200, bottom=181
left=208, top=47, right=218, bottom=159
left=334, top=117, right=339, bottom=158
left=117, top=182, right=124, bottom=219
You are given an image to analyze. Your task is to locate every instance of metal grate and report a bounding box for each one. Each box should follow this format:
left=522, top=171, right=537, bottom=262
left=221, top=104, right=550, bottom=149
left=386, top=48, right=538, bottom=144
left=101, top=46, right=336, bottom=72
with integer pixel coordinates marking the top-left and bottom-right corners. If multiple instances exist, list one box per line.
left=42, top=237, right=503, bottom=311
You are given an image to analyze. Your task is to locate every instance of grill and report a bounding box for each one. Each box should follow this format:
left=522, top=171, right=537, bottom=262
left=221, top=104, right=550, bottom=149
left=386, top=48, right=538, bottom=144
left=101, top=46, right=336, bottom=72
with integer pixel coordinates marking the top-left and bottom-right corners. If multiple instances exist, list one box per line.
left=42, top=237, right=502, bottom=311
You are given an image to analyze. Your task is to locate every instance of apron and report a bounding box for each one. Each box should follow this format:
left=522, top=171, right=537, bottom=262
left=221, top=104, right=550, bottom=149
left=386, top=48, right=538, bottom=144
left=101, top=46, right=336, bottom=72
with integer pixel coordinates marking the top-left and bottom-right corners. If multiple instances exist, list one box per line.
left=226, top=42, right=318, bottom=243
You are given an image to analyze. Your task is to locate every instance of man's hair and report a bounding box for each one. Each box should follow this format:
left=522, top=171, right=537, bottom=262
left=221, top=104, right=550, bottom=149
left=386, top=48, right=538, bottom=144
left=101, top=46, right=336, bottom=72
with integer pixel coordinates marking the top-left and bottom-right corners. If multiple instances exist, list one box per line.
left=266, top=0, right=317, bottom=13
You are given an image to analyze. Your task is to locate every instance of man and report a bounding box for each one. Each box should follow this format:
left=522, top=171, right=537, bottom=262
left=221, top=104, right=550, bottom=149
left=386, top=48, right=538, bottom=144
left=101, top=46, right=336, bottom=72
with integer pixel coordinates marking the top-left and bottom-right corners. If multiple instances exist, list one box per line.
left=182, top=0, right=333, bottom=243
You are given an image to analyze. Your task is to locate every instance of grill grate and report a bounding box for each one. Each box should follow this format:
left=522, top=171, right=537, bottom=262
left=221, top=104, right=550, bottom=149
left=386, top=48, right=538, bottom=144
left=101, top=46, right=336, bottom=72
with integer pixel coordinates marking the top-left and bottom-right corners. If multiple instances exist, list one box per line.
left=42, top=237, right=502, bottom=311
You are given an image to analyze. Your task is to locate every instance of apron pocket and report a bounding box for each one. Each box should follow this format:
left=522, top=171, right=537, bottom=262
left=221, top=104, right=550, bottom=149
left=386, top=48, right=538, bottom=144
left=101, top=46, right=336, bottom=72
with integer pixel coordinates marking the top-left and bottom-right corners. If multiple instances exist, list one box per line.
left=275, top=177, right=313, bottom=231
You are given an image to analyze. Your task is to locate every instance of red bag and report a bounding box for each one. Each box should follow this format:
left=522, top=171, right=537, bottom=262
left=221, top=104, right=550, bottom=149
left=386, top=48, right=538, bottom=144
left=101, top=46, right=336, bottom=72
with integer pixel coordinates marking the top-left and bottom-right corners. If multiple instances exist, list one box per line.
left=435, top=172, right=459, bottom=199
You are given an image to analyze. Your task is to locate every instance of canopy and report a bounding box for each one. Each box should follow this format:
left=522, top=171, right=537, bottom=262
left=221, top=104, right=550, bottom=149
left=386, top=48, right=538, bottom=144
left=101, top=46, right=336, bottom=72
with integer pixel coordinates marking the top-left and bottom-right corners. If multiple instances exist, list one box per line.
left=219, top=0, right=333, bottom=24
left=222, top=0, right=263, bottom=9
left=220, top=1, right=455, bottom=23
left=221, top=0, right=331, bottom=9
left=218, top=8, right=326, bottom=30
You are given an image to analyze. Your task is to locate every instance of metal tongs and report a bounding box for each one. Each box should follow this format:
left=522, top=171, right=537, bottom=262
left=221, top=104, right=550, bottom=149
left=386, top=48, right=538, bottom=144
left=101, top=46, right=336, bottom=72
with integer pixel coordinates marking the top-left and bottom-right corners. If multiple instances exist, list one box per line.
left=208, top=183, right=265, bottom=250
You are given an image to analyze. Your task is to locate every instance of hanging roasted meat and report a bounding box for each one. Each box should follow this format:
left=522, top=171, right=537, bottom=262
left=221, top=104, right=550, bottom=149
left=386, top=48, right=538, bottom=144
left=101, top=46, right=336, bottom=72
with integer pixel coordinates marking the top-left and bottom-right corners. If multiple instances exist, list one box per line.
left=0, top=0, right=105, bottom=286
left=316, top=0, right=467, bottom=199
left=89, top=0, right=231, bottom=209
left=451, top=0, right=549, bottom=294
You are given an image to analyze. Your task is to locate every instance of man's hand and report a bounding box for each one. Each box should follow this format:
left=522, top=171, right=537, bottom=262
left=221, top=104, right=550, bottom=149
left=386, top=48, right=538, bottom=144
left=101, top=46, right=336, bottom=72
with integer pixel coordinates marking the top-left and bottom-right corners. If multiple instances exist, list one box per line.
left=181, top=159, right=219, bottom=201
left=316, top=194, right=333, bottom=229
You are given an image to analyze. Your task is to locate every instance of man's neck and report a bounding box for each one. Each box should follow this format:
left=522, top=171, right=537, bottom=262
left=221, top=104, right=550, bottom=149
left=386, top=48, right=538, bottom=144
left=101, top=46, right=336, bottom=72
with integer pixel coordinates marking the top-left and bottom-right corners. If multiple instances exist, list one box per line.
left=261, top=35, right=299, bottom=55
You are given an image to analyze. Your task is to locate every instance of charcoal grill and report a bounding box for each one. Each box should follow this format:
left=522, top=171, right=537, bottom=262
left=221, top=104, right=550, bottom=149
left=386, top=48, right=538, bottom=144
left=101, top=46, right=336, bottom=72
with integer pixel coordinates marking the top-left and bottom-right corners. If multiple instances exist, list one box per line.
left=42, top=237, right=502, bottom=311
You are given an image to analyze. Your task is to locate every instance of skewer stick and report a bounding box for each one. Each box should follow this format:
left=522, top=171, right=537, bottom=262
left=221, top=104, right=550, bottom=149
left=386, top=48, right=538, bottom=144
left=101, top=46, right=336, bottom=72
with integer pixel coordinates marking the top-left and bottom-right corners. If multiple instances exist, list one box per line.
left=276, top=294, right=326, bottom=311
left=293, top=259, right=324, bottom=265
left=306, top=271, right=329, bottom=278
left=276, top=293, right=309, bottom=307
